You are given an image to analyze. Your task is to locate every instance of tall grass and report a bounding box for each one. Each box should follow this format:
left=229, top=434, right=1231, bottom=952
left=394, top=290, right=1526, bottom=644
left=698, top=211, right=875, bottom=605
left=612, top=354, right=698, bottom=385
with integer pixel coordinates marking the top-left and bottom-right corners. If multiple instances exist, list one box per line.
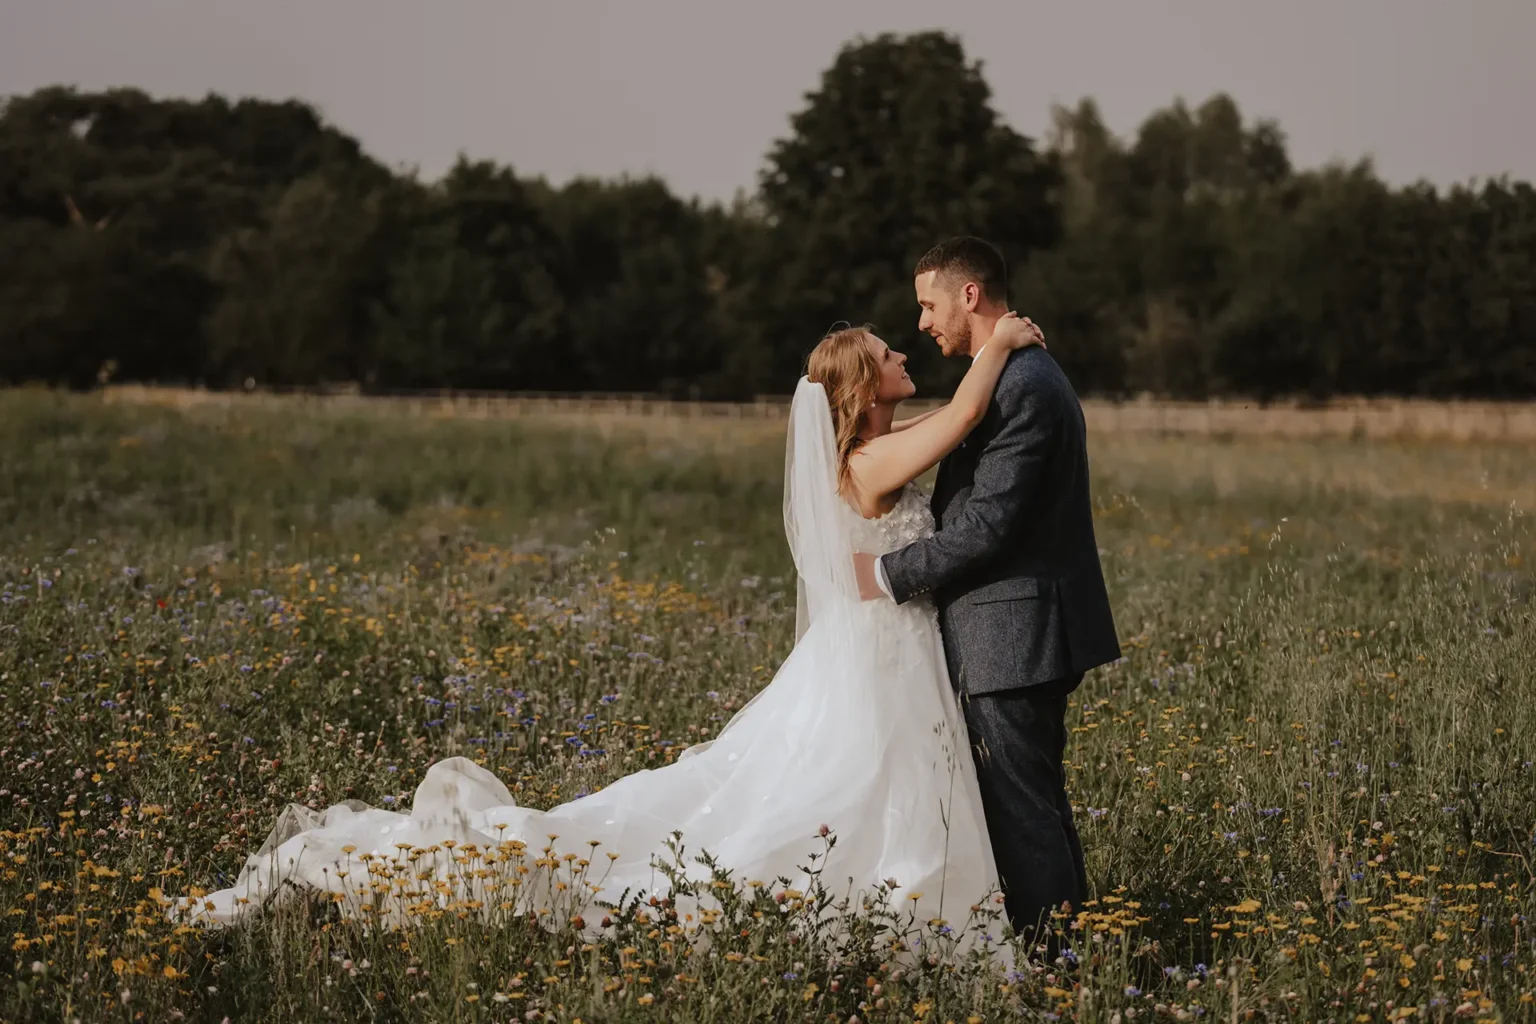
left=2, top=389, right=1532, bottom=1022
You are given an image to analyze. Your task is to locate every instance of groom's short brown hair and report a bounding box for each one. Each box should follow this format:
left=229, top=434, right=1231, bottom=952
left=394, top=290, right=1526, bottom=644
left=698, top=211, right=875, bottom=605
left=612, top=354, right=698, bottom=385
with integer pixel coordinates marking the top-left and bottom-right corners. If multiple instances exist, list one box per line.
left=914, top=237, right=1008, bottom=303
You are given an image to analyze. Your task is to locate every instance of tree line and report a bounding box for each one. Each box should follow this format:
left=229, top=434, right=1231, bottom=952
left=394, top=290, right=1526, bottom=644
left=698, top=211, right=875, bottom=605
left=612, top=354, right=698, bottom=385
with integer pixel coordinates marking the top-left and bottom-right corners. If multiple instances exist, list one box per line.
left=3, top=32, right=1533, bottom=400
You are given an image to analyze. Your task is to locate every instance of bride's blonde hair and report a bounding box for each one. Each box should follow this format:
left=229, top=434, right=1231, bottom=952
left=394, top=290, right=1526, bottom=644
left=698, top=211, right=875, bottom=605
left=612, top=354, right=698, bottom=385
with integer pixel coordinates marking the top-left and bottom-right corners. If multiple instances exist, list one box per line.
left=806, top=324, right=880, bottom=495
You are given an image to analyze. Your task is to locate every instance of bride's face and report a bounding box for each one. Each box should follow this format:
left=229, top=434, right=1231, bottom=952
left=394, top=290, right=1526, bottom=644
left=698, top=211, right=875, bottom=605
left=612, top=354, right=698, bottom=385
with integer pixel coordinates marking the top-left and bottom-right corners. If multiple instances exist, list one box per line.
left=865, top=334, right=916, bottom=404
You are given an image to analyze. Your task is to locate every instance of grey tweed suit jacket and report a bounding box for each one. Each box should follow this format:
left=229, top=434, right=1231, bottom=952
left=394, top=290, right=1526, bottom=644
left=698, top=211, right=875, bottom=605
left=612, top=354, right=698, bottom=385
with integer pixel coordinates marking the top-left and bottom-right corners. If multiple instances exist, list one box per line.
left=881, top=346, right=1120, bottom=694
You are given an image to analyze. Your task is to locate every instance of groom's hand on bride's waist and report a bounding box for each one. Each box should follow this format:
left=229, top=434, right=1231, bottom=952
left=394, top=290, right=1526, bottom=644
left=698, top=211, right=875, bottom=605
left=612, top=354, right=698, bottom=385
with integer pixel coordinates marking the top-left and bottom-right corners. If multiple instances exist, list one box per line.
left=853, top=552, right=886, bottom=601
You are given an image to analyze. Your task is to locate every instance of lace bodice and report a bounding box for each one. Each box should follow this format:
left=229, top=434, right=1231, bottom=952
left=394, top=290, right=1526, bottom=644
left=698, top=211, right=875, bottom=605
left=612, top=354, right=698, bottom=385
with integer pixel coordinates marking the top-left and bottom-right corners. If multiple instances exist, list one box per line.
left=849, top=485, right=935, bottom=555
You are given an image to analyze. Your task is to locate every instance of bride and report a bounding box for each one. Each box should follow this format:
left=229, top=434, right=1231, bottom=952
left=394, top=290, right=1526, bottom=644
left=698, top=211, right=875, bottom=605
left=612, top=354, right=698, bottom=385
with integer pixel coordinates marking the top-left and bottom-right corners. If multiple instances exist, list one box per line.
left=174, top=315, right=1045, bottom=941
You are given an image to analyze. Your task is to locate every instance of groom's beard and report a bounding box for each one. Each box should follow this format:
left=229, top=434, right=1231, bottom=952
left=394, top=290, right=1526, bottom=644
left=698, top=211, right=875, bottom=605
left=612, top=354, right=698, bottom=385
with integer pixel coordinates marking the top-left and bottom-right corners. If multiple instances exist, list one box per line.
left=939, top=316, right=972, bottom=358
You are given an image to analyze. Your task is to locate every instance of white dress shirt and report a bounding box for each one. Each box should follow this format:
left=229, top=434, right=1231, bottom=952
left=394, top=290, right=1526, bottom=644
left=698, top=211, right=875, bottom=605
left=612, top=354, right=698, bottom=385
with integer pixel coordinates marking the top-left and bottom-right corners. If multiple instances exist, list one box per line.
left=871, top=344, right=986, bottom=600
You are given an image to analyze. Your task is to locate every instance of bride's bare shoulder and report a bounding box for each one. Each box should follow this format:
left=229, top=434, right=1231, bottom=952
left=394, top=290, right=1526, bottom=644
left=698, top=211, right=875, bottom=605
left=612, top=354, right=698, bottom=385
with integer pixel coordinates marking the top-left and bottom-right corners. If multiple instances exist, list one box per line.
left=845, top=447, right=903, bottom=519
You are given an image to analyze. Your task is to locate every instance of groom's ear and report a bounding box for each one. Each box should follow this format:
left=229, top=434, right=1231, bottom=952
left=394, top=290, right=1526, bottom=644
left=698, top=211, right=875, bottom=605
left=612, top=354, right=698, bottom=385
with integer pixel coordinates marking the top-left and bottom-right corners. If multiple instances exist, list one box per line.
left=962, top=280, right=982, bottom=312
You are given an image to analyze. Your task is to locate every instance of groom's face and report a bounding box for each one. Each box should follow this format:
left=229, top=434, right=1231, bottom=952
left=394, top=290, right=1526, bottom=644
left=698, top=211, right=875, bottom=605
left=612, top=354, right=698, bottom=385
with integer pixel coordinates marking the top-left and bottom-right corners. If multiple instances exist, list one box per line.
left=914, top=271, right=972, bottom=358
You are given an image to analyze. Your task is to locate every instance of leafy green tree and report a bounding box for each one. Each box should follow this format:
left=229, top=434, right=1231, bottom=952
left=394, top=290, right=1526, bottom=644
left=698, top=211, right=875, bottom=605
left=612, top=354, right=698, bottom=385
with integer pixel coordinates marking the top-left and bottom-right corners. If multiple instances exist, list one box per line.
left=368, top=160, right=565, bottom=390
left=535, top=177, right=727, bottom=394
left=749, top=31, right=1061, bottom=390
left=205, top=171, right=399, bottom=386
left=1, top=61, right=1533, bottom=401
left=0, top=87, right=387, bottom=385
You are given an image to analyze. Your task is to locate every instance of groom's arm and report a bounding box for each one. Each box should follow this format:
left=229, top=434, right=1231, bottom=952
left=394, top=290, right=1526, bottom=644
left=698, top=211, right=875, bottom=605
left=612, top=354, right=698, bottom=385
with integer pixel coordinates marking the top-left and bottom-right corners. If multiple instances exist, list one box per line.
left=878, top=370, right=1060, bottom=604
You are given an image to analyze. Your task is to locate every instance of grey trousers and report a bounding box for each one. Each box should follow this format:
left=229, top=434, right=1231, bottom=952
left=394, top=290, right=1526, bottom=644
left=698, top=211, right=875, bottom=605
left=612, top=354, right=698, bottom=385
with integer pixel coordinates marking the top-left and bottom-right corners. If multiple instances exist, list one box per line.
left=961, top=674, right=1087, bottom=934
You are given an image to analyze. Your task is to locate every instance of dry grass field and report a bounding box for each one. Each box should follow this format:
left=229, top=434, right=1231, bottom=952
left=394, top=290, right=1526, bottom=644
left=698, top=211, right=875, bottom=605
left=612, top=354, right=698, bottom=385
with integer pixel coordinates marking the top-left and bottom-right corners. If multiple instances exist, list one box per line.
left=2, top=387, right=1533, bottom=1022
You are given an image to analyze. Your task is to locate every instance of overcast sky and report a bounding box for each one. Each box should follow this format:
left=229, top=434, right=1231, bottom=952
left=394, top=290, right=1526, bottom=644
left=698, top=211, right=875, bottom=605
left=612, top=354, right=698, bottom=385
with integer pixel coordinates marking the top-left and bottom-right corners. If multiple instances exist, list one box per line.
left=3, top=0, right=1531, bottom=200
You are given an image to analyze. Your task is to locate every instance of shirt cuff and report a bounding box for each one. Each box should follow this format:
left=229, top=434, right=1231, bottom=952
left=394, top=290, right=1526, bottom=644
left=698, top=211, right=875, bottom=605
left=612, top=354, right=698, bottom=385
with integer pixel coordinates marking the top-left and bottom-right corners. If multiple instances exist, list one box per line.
left=873, top=555, right=895, bottom=601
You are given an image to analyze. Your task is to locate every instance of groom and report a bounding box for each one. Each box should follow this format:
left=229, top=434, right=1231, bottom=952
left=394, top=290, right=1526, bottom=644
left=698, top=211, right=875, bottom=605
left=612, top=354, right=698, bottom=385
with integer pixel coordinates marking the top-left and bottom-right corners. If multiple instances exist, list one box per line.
left=854, top=236, right=1120, bottom=937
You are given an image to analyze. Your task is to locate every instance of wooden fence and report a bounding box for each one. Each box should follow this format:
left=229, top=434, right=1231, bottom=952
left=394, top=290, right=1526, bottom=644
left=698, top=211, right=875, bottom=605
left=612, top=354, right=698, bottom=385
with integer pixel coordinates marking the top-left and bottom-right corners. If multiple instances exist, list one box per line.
left=98, top=384, right=1536, bottom=442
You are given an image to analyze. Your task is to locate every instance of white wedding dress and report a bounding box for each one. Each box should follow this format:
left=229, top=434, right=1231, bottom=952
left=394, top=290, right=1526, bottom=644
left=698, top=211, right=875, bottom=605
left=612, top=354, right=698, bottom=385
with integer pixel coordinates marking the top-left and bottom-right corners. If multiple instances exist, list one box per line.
left=177, top=380, right=1001, bottom=943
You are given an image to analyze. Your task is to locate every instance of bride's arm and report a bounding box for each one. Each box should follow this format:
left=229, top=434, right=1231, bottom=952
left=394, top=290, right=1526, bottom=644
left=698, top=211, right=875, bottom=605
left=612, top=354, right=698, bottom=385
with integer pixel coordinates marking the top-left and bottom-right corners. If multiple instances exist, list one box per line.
left=889, top=407, right=943, bottom=433
left=847, top=316, right=1040, bottom=508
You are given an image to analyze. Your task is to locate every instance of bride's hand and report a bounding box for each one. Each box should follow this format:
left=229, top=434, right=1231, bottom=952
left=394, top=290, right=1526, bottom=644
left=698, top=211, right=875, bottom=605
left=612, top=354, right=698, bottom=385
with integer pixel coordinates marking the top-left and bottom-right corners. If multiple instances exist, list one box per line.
left=993, top=311, right=1046, bottom=351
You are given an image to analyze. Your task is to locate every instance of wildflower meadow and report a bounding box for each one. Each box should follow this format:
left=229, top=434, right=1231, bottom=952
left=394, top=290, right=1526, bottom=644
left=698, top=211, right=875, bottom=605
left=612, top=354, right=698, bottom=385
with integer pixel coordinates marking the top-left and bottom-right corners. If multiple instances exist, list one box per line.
left=2, top=390, right=1533, bottom=1023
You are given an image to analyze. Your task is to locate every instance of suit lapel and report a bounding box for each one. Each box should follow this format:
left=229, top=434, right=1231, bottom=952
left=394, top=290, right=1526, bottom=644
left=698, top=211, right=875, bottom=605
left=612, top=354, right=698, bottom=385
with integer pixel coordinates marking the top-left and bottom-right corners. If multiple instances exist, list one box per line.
left=932, top=451, right=954, bottom=521
left=936, top=411, right=991, bottom=524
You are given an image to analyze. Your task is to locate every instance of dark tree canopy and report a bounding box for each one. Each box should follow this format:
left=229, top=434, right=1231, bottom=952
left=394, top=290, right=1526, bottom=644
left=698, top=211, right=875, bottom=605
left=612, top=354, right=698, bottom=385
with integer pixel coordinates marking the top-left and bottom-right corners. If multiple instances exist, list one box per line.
left=3, top=37, right=1533, bottom=400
